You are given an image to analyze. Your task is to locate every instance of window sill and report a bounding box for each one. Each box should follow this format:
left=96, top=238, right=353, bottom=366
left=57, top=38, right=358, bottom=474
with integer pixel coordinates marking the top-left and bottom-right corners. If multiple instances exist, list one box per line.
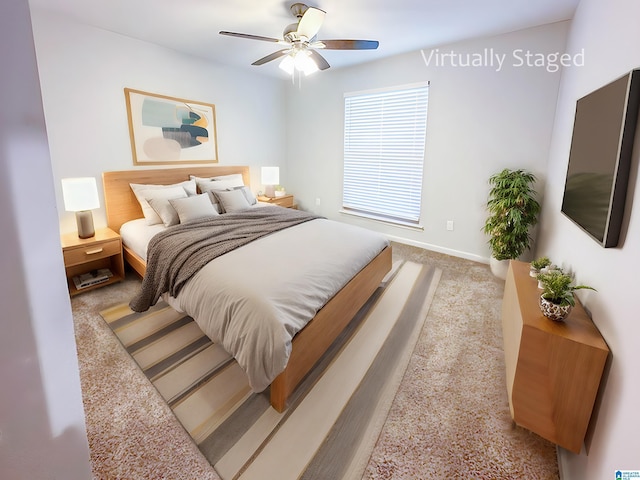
left=339, top=209, right=424, bottom=231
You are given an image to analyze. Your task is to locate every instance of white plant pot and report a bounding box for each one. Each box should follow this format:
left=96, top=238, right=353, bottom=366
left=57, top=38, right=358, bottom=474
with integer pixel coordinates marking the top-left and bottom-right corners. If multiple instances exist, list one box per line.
left=489, top=257, right=510, bottom=280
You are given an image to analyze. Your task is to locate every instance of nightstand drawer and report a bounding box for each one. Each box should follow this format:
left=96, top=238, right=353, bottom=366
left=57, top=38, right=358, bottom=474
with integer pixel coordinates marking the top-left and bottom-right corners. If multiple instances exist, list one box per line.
left=275, top=196, right=294, bottom=208
left=257, top=194, right=295, bottom=208
left=63, top=239, right=121, bottom=267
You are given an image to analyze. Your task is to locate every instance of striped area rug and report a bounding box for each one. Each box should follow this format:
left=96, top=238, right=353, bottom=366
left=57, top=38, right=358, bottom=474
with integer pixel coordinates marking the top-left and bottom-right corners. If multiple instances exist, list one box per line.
left=100, top=261, right=441, bottom=480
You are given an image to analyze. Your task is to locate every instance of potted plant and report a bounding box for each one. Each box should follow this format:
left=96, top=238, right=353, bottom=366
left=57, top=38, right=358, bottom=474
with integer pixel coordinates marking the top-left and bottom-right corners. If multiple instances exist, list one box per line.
left=274, top=185, right=286, bottom=198
left=483, top=168, right=541, bottom=279
left=536, top=270, right=596, bottom=321
left=530, top=256, right=551, bottom=277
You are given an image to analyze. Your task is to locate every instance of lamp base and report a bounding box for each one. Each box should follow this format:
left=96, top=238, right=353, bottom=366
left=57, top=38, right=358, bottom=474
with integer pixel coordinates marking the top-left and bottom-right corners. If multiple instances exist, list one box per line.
left=264, top=185, right=276, bottom=198
left=76, top=210, right=95, bottom=239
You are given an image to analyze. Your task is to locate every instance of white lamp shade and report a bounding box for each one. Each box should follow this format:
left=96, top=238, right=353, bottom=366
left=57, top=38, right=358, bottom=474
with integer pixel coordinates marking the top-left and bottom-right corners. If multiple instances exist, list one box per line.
left=61, top=177, right=100, bottom=212
left=261, top=167, right=280, bottom=186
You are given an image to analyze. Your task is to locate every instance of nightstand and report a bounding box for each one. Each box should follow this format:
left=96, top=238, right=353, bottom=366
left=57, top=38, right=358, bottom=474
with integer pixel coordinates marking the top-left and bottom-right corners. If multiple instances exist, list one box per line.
left=257, top=194, right=297, bottom=209
left=61, top=227, right=125, bottom=296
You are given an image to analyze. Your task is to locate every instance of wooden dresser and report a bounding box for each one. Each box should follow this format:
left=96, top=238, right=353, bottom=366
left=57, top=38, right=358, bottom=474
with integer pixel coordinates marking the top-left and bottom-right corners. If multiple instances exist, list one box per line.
left=501, top=260, right=609, bottom=453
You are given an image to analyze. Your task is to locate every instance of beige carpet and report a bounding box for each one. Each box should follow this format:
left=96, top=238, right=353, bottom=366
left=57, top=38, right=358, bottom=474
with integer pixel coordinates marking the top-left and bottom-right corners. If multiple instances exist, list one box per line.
left=70, top=242, right=560, bottom=479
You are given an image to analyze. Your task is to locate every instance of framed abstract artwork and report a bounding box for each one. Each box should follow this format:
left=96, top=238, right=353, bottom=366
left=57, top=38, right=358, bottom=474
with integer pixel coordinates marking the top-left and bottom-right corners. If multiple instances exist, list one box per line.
left=124, top=88, right=218, bottom=165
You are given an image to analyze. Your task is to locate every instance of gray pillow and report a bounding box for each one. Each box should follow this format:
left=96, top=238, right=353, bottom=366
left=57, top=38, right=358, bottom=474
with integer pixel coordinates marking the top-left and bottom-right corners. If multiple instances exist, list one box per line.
left=234, top=186, right=257, bottom=205
left=169, top=193, right=219, bottom=223
left=214, top=189, right=251, bottom=213
left=148, top=197, right=181, bottom=227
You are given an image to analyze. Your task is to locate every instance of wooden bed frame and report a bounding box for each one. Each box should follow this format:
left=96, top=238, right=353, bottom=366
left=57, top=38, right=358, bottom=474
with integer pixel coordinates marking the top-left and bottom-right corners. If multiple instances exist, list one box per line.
left=102, top=166, right=391, bottom=412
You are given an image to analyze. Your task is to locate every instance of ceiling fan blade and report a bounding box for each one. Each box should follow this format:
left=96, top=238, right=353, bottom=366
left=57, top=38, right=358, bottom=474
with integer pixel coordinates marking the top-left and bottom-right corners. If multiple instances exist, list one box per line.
left=251, top=49, right=291, bottom=66
left=296, top=7, right=326, bottom=39
left=308, top=50, right=330, bottom=71
left=315, top=39, right=379, bottom=50
left=219, top=31, right=283, bottom=44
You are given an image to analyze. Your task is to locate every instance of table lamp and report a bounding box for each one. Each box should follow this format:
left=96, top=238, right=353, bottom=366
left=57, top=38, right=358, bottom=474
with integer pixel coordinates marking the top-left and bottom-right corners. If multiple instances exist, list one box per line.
left=61, top=177, right=100, bottom=239
left=261, top=166, right=280, bottom=198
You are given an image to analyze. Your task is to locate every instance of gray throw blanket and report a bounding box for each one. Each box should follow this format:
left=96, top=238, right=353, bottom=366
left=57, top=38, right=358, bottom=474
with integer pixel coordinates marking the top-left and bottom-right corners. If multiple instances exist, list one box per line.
left=129, top=206, right=320, bottom=312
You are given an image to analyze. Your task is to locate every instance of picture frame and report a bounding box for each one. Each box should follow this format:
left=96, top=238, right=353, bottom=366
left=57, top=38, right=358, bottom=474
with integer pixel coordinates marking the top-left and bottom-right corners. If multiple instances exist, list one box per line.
left=124, top=88, right=218, bottom=165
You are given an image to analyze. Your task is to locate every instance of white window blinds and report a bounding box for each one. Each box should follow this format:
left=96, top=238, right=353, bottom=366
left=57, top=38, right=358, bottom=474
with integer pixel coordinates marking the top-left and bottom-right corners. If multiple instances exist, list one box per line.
left=343, top=83, right=429, bottom=225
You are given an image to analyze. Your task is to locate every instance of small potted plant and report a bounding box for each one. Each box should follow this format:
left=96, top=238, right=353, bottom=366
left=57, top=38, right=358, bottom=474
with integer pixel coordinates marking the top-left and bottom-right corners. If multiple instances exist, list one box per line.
left=536, top=270, right=596, bottom=321
left=530, top=256, right=551, bottom=277
left=274, top=185, right=286, bottom=198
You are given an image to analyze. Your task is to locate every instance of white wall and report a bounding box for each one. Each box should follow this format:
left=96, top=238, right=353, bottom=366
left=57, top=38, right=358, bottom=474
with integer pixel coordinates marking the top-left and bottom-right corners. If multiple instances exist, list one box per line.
left=284, top=22, right=568, bottom=263
left=535, top=0, right=640, bottom=478
left=30, top=9, right=287, bottom=234
left=0, top=1, right=92, bottom=478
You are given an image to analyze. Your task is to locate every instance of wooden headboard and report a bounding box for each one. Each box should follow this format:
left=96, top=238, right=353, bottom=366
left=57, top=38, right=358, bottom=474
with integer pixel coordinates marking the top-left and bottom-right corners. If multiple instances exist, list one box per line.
left=102, top=166, right=251, bottom=232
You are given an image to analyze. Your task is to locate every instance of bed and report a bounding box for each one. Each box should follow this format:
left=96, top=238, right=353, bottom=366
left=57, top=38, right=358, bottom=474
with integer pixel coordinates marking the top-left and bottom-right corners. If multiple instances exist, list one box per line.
left=102, top=166, right=391, bottom=412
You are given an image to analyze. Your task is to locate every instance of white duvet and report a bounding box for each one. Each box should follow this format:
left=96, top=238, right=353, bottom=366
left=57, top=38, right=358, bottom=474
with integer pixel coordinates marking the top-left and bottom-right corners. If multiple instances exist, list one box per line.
left=158, top=218, right=389, bottom=392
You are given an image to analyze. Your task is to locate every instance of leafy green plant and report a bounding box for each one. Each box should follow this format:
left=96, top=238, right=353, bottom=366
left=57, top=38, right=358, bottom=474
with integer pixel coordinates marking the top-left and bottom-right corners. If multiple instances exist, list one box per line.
left=530, top=256, right=551, bottom=271
left=483, top=168, right=541, bottom=261
left=536, top=270, right=596, bottom=307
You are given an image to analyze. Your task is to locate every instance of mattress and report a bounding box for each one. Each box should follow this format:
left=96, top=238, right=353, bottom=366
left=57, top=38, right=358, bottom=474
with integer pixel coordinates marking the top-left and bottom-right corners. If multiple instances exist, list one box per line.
left=120, top=218, right=165, bottom=261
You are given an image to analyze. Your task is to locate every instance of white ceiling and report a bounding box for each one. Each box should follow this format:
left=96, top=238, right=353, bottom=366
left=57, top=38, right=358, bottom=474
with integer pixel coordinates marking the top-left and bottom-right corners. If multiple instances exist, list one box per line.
left=29, top=0, right=579, bottom=78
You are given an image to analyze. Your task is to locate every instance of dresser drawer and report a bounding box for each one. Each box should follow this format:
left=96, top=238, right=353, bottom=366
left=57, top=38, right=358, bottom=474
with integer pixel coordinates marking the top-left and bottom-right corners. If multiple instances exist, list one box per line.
left=63, top=239, right=121, bottom=267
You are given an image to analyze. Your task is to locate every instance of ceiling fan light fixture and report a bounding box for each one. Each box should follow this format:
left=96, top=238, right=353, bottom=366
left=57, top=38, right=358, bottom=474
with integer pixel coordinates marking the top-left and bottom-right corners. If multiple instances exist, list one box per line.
left=279, top=53, right=296, bottom=74
left=279, top=50, right=318, bottom=76
left=295, top=50, right=318, bottom=75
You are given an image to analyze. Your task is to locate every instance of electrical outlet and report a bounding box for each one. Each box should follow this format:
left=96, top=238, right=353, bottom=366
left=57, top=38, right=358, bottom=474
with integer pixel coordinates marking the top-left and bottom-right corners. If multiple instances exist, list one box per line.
left=315, top=198, right=321, bottom=206
left=446, top=220, right=454, bottom=231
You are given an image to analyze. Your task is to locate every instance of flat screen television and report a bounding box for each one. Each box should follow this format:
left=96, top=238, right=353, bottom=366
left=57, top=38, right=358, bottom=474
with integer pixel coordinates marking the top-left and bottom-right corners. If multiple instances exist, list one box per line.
left=561, top=69, right=640, bottom=247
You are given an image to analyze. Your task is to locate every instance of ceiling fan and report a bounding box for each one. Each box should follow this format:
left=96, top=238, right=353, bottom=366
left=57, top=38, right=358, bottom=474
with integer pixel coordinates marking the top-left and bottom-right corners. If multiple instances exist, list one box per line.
left=219, top=3, right=379, bottom=75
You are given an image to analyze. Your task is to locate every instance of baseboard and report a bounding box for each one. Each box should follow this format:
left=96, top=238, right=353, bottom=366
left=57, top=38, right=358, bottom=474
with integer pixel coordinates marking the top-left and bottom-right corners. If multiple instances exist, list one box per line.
left=556, top=446, right=565, bottom=479
left=386, top=234, right=489, bottom=265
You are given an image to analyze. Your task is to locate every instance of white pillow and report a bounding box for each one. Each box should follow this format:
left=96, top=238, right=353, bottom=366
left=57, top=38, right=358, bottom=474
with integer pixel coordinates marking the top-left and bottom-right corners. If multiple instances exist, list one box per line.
left=135, top=186, right=188, bottom=225
left=196, top=181, right=226, bottom=211
left=212, top=173, right=245, bottom=184
left=130, top=180, right=196, bottom=225
left=213, top=189, right=251, bottom=213
left=196, top=179, right=223, bottom=192
left=191, top=173, right=245, bottom=185
left=197, top=178, right=244, bottom=192
left=169, top=193, right=219, bottom=223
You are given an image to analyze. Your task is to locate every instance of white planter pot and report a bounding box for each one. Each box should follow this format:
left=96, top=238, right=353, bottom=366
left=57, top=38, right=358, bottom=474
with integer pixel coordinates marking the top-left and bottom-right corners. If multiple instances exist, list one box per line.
left=489, top=257, right=510, bottom=280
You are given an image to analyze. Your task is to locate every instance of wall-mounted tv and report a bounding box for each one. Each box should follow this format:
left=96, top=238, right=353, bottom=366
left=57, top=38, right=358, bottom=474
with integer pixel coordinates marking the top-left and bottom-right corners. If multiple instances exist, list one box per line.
left=561, top=69, right=640, bottom=247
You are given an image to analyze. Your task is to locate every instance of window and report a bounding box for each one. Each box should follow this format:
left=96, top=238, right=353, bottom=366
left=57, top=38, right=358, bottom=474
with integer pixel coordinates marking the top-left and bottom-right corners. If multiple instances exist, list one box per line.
left=342, top=83, right=429, bottom=227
